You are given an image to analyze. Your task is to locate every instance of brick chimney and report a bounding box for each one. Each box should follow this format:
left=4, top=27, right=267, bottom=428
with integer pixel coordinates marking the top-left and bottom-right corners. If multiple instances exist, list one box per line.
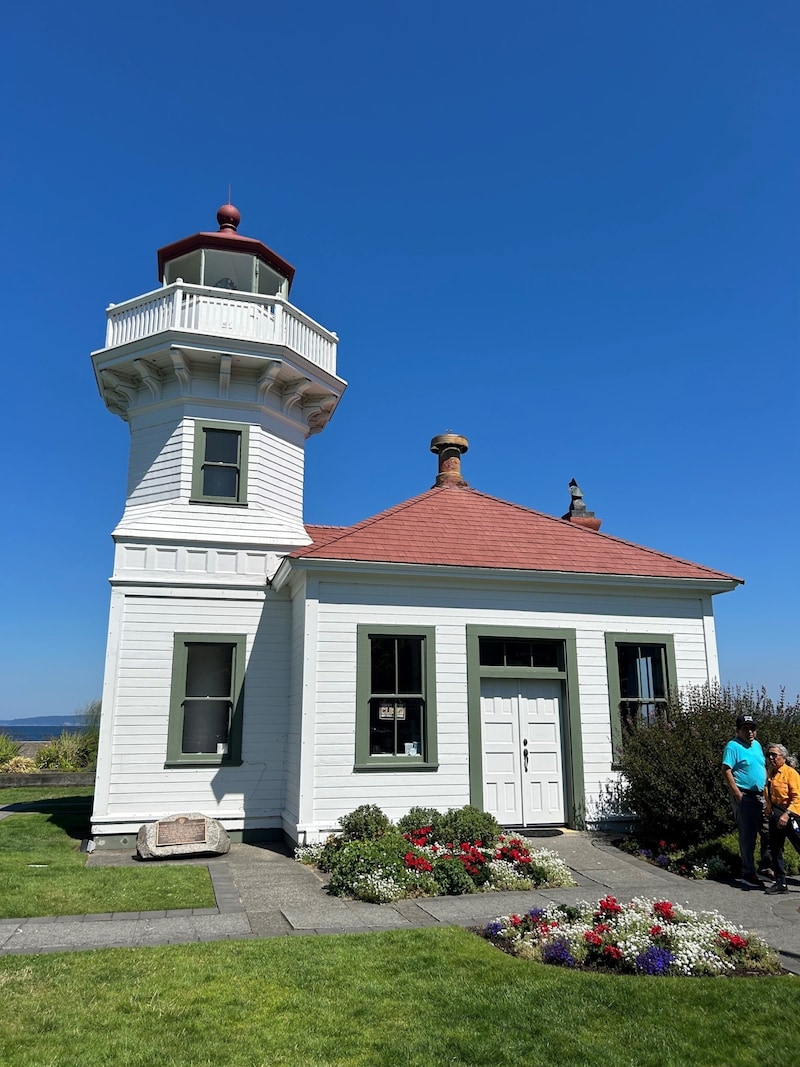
left=562, top=478, right=601, bottom=531
left=430, top=433, right=469, bottom=488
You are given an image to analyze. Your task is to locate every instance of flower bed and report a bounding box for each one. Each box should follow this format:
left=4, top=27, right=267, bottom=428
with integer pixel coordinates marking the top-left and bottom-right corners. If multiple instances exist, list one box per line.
left=295, top=804, right=575, bottom=902
left=484, top=895, right=781, bottom=976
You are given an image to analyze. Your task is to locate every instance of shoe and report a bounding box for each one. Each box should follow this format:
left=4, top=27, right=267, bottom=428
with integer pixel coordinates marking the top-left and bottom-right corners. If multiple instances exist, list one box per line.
left=766, top=883, right=788, bottom=894
left=742, top=875, right=765, bottom=887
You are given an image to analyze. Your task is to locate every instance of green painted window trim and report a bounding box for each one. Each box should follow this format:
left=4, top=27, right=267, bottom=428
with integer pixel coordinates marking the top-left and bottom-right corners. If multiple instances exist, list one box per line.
left=190, top=419, right=250, bottom=505
left=354, top=625, right=438, bottom=772
left=466, top=625, right=585, bottom=829
left=604, top=632, right=678, bottom=768
left=165, top=632, right=247, bottom=767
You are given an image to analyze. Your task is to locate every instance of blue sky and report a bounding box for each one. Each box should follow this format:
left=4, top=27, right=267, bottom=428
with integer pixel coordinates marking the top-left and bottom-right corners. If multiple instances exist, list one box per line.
left=2, top=2, right=798, bottom=718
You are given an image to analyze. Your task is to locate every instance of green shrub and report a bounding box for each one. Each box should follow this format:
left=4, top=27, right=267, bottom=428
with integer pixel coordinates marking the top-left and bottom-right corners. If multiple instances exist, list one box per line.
left=36, top=730, right=97, bottom=772
left=618, top=683, right=800, bottom=848
left=396, top=807, right=441, bottom=835
left=0, top=733, right=20, bottom=765
left=432, top=857, right=475, bottom=895
left=338, top=804, right=394, bottom=842
left=434, top=806, right=501, bottom=849
left=326, top=835, right=408, bottom=898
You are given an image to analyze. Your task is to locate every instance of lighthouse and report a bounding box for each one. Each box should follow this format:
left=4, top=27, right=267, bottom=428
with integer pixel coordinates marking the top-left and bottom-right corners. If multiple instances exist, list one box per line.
left=90, top=205, right=345, bottom=846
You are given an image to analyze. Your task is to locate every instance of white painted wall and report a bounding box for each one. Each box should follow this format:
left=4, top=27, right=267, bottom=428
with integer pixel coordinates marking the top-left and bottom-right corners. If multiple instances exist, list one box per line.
left=295, top=572, right=721, bottom=840
left=117, top=407, right=310, bottom=545
left=91, top=589, right=292, bottom=837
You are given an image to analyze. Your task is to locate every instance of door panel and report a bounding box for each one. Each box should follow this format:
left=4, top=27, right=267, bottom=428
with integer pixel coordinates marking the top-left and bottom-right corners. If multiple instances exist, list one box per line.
left=481, top=677, right=565, bottom=825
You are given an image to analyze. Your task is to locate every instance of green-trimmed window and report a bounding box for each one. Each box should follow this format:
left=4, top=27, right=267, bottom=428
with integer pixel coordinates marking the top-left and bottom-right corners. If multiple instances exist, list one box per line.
left=605, top=633, right=676, bottom=763
left=191, top=420, right=249, bottom=504
left=166, top=634, right=246, bottom=766
left=355, top=626, right=438, bottom=770
left=479, top=636, right=563, bottom=670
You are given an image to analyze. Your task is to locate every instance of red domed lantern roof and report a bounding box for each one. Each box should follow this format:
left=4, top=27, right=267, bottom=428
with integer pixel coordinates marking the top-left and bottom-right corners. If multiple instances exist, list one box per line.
left=157, top=203, right=296, bottom=291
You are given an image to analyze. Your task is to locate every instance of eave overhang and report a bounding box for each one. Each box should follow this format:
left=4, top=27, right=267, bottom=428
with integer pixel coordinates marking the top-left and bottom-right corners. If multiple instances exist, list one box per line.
left=271, top=554, right=742, bottom=596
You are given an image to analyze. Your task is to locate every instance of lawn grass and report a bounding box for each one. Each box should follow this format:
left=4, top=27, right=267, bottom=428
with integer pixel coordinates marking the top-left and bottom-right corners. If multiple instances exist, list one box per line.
left=0, top=785, right=95, bottom=806
left=0, top=791, right=214, bottom=917
left=0, top=926, right=797, bottom=1067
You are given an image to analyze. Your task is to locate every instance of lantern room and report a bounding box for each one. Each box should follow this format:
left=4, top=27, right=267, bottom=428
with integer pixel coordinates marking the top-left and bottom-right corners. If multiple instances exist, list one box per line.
left=157, top=203, right=296, bottom=297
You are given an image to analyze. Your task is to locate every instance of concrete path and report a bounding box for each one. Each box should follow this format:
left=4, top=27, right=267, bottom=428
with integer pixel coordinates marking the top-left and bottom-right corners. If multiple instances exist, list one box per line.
left=1, top=827, right=799, bottom=974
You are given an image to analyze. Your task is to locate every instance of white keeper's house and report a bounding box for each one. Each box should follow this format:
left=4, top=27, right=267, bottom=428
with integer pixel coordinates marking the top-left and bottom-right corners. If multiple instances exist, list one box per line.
left=90, top=205, right=741, bottom=848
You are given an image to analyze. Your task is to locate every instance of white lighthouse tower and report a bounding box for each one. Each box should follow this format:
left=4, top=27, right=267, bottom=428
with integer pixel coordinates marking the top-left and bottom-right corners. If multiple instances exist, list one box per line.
left=90, top=205, right=345, bottom=846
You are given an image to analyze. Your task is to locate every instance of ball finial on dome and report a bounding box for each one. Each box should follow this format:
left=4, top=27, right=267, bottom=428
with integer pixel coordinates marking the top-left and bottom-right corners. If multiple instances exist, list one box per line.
left=217, top=203, right=241, bottom=232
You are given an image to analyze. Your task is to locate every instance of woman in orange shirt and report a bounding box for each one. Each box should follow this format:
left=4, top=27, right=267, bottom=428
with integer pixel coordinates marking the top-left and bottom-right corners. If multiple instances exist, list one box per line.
left=765, top=744, right=800, bottom=895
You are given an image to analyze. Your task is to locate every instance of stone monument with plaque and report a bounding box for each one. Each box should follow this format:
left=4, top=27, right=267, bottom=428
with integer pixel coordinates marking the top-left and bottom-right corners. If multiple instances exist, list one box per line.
left=136, top=812, right=231, bottom=860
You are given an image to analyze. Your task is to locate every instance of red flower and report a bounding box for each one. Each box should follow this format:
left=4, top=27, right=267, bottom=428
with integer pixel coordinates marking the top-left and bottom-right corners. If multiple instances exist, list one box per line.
left=719, top=930, right=748, bottom=950
left=649, top=925, right=663, bottom=937
left=598, top=895, right=622, bottom=915
left=603, top=945, right=623, bottom=960
left=653, top=901, right=675, bottom=922
left=584, top=930, right=602, bottom=946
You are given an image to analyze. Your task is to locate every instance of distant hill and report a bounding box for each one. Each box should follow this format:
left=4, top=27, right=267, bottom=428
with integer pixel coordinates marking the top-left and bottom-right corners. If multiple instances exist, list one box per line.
left=0, top=715, right=84, bottom=741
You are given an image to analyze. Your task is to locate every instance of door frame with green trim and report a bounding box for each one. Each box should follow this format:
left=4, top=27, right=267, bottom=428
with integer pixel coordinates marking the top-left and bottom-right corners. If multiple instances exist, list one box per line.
left=466, top=625, right=585, bottom=828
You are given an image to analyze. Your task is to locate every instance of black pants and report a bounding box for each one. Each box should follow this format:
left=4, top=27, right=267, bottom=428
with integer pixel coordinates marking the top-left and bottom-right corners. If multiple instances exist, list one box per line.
left=768, top=808, right=800, bottom=886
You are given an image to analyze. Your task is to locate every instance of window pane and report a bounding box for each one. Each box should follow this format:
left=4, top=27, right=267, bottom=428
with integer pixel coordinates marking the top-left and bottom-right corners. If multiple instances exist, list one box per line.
left=479, top=638, right=504, bottom=666
left=203, top=465, right=238, bottom=498
left=203, top=249, right=255, bottom=292
left=638, top=645, right=666, bottom=699
left=182, top=699, right=230, bottom=752
left=505, top=639, right=533, bottom=668
left=369, top=698, right=396, bottom=755
left=368, top=698, right=423, bottom=756
left=617, top=646, right=641, bottom=699
left=186, top=644, right=233, bottom=698
left=396, top=637, right=422, bottom=693
left=396, top=699, right=423, bottom=755
left=205, top=429, right=239, bottom=465
left=531, top=640, right=560, bottom=669
left=370, top=638, right=396, bottom=693
left=617, top=644, right=667, bottom=700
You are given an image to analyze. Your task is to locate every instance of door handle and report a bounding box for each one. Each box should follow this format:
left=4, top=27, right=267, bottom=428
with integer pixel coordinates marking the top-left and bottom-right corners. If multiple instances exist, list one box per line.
left=523, top=747, right=529, bottom=772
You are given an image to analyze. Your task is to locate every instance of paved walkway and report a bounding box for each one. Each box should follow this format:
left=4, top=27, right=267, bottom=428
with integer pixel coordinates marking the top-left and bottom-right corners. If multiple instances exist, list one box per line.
left=1, top=826, right=800, bottom=970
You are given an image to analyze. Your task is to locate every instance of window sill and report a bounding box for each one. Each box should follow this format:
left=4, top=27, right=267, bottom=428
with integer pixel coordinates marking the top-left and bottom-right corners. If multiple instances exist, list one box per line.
left=353, top=761, right=439, bottom=773
left=188, top=498, right=248, bottom=507
left=164, top=758, right=243, bottom=769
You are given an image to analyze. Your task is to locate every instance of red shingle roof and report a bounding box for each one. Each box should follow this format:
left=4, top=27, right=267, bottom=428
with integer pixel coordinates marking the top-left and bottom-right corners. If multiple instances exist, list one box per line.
left=296, top=486, right=740, bottom=583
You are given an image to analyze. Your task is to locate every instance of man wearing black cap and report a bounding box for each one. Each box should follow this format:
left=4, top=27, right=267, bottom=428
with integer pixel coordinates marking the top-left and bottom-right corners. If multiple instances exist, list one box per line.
left=722, top=714, right=772, bottom=886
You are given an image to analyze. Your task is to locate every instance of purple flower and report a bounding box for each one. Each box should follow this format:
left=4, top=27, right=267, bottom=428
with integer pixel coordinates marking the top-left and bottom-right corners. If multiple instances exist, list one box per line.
left=528, top=907, right=546, bottom=921
left=655, top=855, right=670, bottom=867
left=542, top=937, right=576, bottom=967
left=635, top=945, right=675, bottom=976
left=639, top=849, right=652, bottom=859
left=486, top=920, right=505, bottom=937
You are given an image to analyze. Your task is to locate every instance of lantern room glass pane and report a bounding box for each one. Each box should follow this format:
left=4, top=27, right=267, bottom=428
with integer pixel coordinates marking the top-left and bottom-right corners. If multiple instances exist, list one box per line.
left=164, top=250, right=202, bottom=285
left=203, top=250, right=256, bottom=292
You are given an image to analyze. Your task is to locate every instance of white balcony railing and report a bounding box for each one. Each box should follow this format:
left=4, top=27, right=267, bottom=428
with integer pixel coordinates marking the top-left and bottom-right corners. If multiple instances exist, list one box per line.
left=104, top=283, right=338, bottom=375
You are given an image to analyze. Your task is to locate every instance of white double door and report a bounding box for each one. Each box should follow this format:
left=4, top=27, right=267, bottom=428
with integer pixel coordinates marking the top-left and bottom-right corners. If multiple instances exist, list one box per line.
left=481, top=677, right=565, bottom=825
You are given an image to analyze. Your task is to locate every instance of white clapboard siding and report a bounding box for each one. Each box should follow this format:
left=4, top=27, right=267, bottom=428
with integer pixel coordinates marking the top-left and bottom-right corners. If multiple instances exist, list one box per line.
left=300, top=575, right=717, bottom=832
left=118, top=414, right=308, bottom=541
left=96, top=593, right=291, bottom=825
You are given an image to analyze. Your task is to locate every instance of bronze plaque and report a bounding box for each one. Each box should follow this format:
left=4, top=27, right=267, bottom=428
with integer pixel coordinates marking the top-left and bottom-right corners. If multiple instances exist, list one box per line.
left=156, top=817, right=207, bottom=847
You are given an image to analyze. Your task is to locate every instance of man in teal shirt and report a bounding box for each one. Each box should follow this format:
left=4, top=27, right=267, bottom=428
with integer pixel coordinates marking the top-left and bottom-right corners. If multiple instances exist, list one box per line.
left=722, top=713, right=771, bottom=886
